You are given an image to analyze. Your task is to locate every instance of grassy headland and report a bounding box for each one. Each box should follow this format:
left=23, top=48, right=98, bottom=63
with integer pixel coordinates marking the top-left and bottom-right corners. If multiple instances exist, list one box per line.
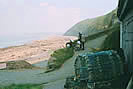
left=64, top=9, right=120, bottom=51
left=64, top=9, right=118, bottom=37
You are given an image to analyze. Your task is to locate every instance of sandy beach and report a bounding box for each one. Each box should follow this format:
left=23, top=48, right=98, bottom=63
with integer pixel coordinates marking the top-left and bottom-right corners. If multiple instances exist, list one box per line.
left=0, top=35, right=77, bottom=64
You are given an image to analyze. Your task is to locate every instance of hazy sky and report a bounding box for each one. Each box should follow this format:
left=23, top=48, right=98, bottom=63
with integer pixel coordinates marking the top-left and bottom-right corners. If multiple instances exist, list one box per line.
left=0, top=0, right=118, bottom=35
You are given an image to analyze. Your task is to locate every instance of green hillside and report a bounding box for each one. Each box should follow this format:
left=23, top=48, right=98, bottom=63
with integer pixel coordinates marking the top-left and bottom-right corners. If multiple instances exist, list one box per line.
left=64, top=9, right=120, bottom=50
left=64, top=9, right=118, bottom=37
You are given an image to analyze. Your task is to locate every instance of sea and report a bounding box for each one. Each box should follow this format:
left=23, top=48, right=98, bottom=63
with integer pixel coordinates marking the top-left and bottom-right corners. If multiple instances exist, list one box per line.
left=0, top=32, right=63, bottom=48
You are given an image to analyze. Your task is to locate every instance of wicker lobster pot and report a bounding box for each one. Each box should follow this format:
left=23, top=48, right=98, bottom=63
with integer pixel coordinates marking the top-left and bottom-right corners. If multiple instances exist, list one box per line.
left=74, top=50, right=124, bottom=89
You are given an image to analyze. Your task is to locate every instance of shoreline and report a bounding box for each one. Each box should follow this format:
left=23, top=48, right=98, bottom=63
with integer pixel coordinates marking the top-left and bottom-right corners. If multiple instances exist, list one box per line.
left=0, top=35, right=77, bottom=65
left=0, top=32, right=63, bottom=49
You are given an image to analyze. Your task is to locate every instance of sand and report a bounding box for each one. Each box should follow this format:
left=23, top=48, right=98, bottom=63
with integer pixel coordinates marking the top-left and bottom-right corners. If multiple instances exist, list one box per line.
left=0, top=35, right=77, bottom=64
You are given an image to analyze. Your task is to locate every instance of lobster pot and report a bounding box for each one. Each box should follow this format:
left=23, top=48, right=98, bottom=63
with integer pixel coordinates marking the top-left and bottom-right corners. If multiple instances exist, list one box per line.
left=87, top=51, right=124, bottom=82
left=74, top=50, right=124, bottom=82
left=74, top=55, right=89, bottom=80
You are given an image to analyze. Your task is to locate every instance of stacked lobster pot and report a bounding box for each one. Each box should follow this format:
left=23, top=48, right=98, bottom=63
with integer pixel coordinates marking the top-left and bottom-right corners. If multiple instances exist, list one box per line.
left=65, top=50, right=124, bottom=89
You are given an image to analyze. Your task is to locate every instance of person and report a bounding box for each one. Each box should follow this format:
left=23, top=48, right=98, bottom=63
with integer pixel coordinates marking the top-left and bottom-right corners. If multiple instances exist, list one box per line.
left=78, top=32, right=82, bottom=41
left=82, top=41, right=85, bottom=50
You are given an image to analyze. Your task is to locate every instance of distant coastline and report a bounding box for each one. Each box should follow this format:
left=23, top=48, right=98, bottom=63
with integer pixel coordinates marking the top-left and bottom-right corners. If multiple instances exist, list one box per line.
left=0, top=32, right=63, bottom=48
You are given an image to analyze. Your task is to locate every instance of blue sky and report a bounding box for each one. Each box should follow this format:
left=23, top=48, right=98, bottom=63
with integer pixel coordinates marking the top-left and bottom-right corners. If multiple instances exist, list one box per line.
left=0, top=0, right=118, bottom=35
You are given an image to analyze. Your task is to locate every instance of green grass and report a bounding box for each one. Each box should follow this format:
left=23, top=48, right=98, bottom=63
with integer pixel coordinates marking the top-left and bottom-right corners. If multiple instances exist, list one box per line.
left=0, top=84, right=43, bottom=89
left=102, top=24, right=120, bottom=50
left=6, top=60, right=35, bottom=70
left=86, top=23, right=120, bottom=53
left=48, top=48, right=74, bottom=70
